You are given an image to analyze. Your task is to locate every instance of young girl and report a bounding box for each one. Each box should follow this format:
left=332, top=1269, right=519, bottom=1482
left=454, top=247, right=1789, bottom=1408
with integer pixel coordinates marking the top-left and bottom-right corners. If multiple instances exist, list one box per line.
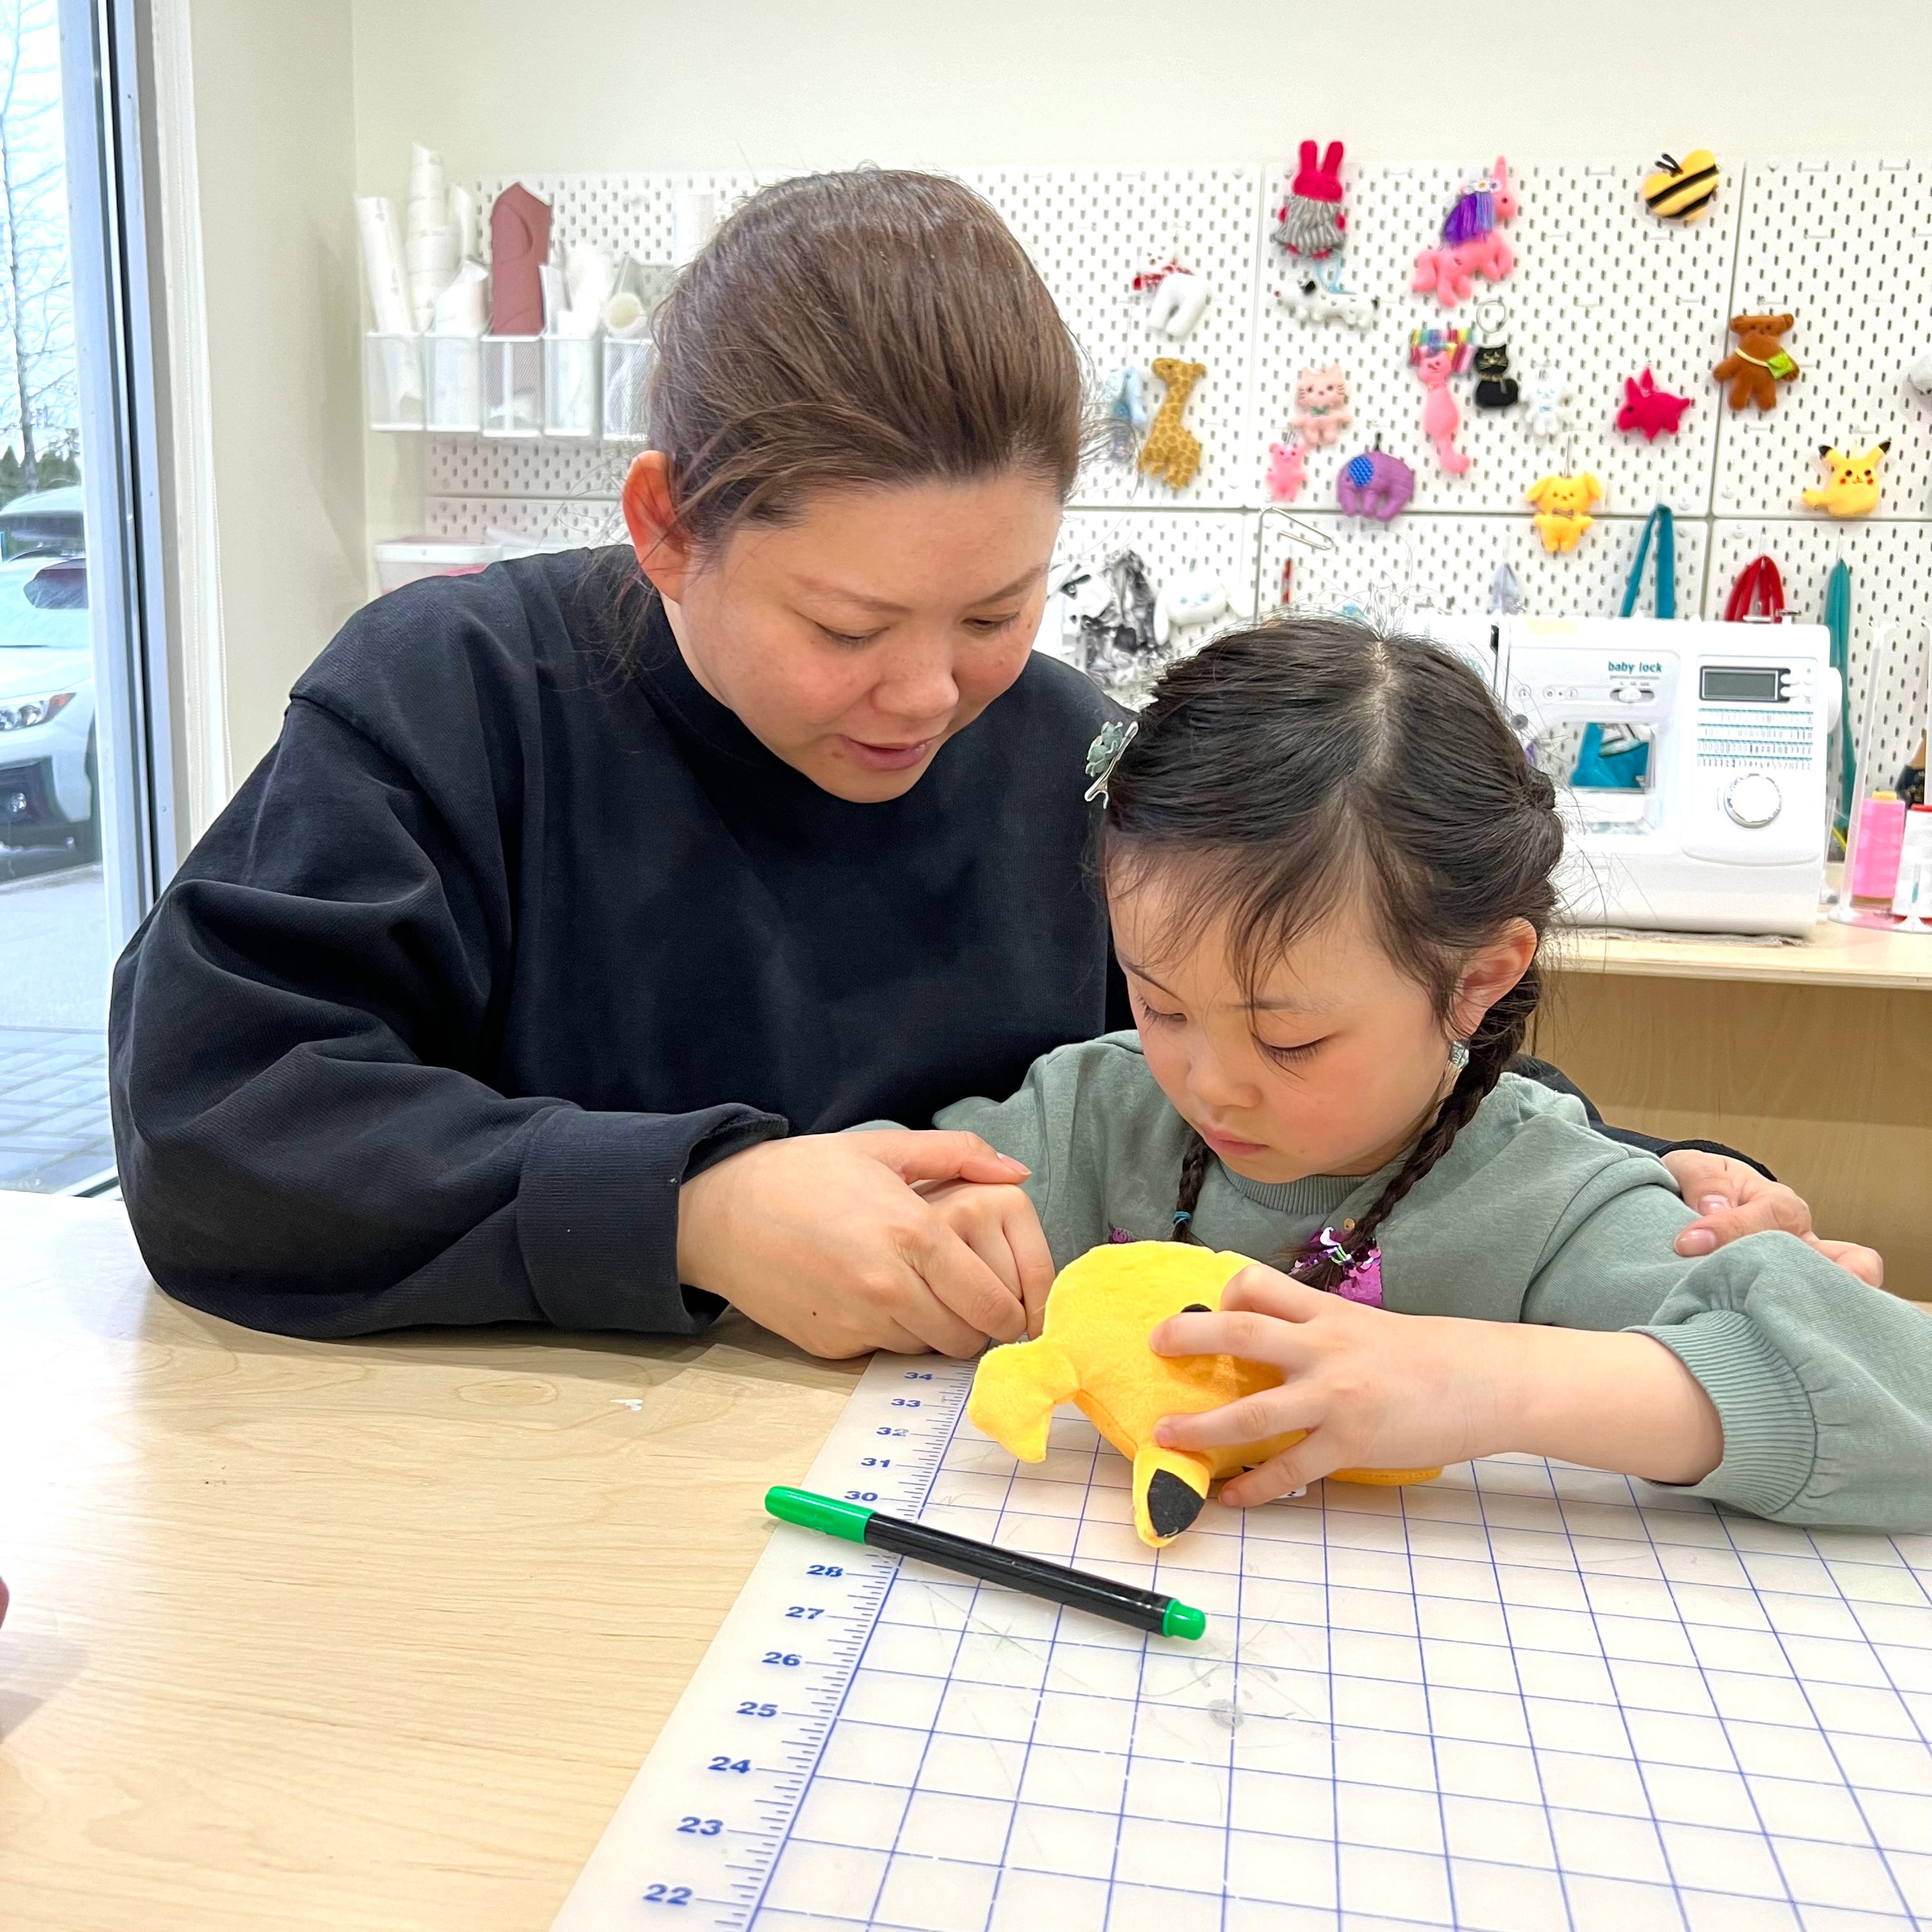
left=925, top=618, right=1932, bottom=1530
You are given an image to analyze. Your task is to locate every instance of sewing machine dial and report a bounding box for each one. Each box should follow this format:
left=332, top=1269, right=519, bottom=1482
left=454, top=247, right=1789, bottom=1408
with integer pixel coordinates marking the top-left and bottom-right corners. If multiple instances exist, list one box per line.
left=1722, top=771, right=1784, bottom=829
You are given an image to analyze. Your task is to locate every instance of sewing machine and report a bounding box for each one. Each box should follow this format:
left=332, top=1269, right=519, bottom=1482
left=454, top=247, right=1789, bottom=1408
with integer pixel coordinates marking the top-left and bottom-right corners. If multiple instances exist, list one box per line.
left=1499, top=616, right=1836, bottom=935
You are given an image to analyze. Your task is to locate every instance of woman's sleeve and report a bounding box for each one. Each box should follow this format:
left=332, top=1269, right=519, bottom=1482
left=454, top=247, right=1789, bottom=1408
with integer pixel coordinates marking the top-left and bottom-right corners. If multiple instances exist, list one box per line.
left=110, top=696, right=783, bottom=1340
left=1521, top=1166, right=1932, bottom=1530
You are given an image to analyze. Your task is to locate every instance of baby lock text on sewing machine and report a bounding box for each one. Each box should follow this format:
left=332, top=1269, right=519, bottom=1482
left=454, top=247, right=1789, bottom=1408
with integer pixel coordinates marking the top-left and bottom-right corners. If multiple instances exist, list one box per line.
left=1417, top=616, right=1835, bottom=935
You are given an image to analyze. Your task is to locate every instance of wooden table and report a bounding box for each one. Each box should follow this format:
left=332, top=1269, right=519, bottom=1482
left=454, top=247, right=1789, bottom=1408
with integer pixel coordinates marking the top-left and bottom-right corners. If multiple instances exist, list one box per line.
left=0, top=1193, right=860, bottom=1931
left=1537, top=914, right=1932, bottom=1302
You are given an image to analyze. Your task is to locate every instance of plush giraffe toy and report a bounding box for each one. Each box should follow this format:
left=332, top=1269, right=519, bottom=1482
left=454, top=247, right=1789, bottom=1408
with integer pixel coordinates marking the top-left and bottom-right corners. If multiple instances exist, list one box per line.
left=1138, top=358, right=1207, bottom=491
left=969, top=1240, right=1440, bottom=1548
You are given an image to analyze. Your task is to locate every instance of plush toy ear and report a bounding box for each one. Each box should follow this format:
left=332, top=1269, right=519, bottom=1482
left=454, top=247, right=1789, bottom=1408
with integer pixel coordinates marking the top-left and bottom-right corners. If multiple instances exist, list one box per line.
left=1875, top=440, right=1891, bottom=457
left=1818, top=444, right=1833, bottom=460
left=1524, top=476, right=1551, bottom=506
left=1770, top=313, right=1795, bottom=333
left=967, top=1336, right=1080, bottom=1464
left=1580, top=472, right=1604, bottom=498
left=1321, top=141, right=1343, bottom=180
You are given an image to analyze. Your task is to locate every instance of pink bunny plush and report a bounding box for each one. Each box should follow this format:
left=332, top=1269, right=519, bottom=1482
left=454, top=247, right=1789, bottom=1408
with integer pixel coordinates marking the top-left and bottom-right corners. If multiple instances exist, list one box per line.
left=1275, top=140, right=1347, bottom=258
left=1289, top=364, right=1352, bottom=446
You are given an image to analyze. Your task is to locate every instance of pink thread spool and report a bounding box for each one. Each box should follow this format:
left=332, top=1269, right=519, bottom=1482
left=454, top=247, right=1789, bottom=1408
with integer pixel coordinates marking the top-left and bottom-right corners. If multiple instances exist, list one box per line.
left=1849, top=796, right=1907, bottom=904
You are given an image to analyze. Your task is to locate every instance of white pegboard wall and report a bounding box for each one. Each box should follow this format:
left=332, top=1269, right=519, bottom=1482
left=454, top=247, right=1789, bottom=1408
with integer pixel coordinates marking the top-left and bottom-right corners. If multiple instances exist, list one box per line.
left=1258, top=512, right=1712, bottom=628
left=1716, top=157, right=1932, bottom=518
left=962, top=166, right=1264, bottom=510
left=1705, top=520, right=1932, bottom=782
left=1250, top=157, right=1741, bottom=520
left=419, top=156, right=1930, bottom=756
left=425, top=494, right=627, bottom=548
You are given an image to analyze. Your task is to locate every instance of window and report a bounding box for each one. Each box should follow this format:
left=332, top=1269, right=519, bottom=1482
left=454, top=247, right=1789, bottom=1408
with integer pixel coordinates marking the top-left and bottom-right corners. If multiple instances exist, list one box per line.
left=0, top=0, right=169, bottom=1192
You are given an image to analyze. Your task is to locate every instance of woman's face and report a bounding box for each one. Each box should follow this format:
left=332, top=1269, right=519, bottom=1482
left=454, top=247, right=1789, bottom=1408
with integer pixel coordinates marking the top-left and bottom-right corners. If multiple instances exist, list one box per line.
left=629, top=462, right=1062, bottom=804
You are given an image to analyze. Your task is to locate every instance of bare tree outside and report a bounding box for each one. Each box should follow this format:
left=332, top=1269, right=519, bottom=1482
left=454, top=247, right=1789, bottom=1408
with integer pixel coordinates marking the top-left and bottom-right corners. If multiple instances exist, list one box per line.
left=0, top=0, right=74, bottom=502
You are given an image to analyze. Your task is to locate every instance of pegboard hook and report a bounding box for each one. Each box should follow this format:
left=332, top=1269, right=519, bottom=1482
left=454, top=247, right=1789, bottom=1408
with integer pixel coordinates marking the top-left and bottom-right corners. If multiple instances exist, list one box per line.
left=1252, top=505, right=1336, bottom=617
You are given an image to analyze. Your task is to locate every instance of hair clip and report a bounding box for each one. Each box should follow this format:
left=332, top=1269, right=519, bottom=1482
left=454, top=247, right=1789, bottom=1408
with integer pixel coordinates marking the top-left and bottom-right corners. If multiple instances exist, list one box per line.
left=1084, top=719, right=1139, bottom=803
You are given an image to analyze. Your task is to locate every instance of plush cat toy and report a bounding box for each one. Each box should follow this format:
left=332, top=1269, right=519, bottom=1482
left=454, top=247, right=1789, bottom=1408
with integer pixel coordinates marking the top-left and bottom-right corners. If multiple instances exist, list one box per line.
left=968, top=1240, right=1440, bottom=1548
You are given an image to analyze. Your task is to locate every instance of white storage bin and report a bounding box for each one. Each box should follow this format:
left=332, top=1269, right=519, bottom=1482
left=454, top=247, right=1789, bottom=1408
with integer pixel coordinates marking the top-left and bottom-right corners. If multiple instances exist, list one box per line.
left=373, top=538, right=504, bottom=594
left=543, top=334, right=603, bottom=439
left=601, top=336, right=655, bottom=441
left=481, top=336, right=543, bottom=437
left=365, top=332, right=425, bottom=431
left=424, top=336, right=484, bottom=433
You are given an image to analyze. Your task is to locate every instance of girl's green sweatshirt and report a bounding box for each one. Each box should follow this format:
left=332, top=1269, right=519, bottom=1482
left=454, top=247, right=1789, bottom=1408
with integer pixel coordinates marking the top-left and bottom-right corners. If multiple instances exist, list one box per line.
left=932, top=1036, right=1932, bottom=1531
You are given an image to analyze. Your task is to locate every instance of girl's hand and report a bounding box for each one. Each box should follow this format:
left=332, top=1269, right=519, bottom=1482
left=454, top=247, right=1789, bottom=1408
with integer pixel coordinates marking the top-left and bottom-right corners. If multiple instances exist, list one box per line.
left=676, top=1131, right=1034, bottom=1359
left=1150, top=1262, right=1723, bottom=1507
left=1149, top=1265, right=1513, bottom=1506
left=916, top=1181, right=1056, bottom=1338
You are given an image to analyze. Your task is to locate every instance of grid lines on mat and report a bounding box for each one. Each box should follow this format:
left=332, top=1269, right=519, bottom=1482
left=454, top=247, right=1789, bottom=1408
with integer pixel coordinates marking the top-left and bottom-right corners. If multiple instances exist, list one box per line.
left=741, top=1397, right=1932, bottom=1932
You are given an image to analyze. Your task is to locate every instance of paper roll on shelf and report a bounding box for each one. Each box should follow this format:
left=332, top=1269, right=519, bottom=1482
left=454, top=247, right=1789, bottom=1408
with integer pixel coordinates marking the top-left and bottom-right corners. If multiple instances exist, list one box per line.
left=355, top=195, right=415, bottom=339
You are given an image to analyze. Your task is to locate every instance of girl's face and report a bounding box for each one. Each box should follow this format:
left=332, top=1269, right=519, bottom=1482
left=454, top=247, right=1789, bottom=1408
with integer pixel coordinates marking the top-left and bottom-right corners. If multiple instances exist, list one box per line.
left=1108, top=867, right=1531, bottom=1182
left=625, top=457, right=1061, bottom=804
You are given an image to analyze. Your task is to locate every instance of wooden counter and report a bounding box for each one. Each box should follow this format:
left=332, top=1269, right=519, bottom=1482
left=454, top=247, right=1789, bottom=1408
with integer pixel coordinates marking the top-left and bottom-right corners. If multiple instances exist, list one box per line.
left=0, top=1194, right=862, bottom=1932
left=1538, top=915, right=1932, bottom=1302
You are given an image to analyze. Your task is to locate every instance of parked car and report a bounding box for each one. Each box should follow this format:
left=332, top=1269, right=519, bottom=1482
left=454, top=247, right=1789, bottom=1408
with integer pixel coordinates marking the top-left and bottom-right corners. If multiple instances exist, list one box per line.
left=0, top=547, right=96, bottom=857
left=0, top=484, right=86, bottom=561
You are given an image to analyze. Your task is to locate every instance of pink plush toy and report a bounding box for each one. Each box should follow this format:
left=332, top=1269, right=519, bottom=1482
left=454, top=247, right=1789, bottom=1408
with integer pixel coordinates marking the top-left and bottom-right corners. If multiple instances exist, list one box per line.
left=1410, top=327, right=1472, bottom=474
left=1289, top=364, right=1352, bottom=446
left=1412, top=158, right=1517, bottom=310
left=1275, top=140, right=1347, bottom=258
left=1266, top=437, right=1308, bottom=502
left=1615, top=368, right=1693, bottom=440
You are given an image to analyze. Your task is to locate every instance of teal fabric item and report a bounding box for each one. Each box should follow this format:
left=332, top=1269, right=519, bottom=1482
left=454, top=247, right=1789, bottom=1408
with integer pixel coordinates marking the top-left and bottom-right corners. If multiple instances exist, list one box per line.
left=1825, top=559, right=1853, bottom=843
left=1620, top=504, right=1676, bottom=619
left=934, top=1033, right=1932, bottom=1531
left=1571, top=722, right=1649, bottom=790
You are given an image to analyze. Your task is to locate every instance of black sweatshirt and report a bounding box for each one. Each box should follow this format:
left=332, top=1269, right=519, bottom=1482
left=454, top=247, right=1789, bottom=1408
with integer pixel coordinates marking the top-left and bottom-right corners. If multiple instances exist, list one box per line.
left=109, top=551, right=1727, bottom=1341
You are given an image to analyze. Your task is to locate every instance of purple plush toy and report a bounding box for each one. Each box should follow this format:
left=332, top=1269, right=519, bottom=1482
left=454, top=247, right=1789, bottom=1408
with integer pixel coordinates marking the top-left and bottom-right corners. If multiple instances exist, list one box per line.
left=1336, top=449, right=1416, bottom=522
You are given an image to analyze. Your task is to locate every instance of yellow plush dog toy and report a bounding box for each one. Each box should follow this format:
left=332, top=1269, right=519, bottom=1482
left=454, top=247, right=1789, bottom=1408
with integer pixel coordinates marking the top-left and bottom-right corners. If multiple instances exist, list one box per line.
left=967, top=1240, right=1440, bottom=1548
left=1524, top=471, right=1604, bottom=553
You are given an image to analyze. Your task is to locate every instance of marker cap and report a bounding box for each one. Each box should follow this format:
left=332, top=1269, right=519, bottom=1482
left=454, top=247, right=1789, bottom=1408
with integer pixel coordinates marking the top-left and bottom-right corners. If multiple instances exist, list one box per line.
left=765, top=1484, right=872, bottom=1544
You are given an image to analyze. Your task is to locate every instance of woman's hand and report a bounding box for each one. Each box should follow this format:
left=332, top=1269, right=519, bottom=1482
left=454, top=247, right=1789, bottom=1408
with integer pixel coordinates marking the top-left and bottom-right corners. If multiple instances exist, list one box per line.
left=1663, top=1150, right=1884, bottom=1286
left=1150, top=1263, right=1723, bottom=1508
left=676, top=1130, right=1034, bottom=1359
left=916, top=1181, right=1055, bottom=1338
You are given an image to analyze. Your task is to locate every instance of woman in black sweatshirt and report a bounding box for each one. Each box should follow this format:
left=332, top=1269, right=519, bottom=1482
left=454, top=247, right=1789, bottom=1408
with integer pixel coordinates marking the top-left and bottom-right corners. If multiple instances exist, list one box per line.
left=108, top=171, right=1856, bottom=1356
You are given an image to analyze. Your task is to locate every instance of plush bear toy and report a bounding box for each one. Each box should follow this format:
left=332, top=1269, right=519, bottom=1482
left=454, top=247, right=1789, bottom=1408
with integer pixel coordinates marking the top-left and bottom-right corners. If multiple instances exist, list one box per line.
left=968, top=1240, right=1440, bottom=1548
left=1713, top=313, right=1800, bottom=412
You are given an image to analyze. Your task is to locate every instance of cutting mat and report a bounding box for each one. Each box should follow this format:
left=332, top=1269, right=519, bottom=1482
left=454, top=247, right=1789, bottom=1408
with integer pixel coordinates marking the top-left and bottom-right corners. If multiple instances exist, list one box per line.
left=551, top=1355, right=1932, bottom=1931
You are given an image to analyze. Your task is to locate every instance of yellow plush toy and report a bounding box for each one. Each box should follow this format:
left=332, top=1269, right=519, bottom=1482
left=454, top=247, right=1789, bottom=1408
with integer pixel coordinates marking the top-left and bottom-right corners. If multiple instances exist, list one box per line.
left=968, top=1240, right=1440, bottom=1548
left=1525, top=471, right=1604, bottom=553
left=1803, top=441, right=1889, bottom=518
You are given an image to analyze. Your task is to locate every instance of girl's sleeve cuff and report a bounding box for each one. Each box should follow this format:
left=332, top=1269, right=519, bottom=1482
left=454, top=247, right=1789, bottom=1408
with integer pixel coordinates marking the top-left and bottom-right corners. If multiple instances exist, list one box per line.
left=1636, top=1310, right=1817, bottom=1519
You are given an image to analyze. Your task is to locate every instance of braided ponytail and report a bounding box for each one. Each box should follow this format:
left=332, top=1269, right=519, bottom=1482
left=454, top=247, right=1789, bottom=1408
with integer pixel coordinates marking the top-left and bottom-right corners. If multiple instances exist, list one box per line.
left=1286, top=969, right=1542, bottom=1290
left=1172, top=1131, right=1211, bottom=1240
left=1103, top=618, right=1565, bottom=1283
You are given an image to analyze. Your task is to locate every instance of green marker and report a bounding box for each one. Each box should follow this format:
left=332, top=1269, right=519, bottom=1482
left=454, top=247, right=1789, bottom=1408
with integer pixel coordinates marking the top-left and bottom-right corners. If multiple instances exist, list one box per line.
left=765, top=1484, right=1207, bottom=1642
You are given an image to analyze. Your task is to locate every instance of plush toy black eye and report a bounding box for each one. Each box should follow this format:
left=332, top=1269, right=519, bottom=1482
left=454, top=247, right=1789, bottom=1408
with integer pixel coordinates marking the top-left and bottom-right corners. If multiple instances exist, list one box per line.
left=1180, top=1302, right=1211, bottom=1314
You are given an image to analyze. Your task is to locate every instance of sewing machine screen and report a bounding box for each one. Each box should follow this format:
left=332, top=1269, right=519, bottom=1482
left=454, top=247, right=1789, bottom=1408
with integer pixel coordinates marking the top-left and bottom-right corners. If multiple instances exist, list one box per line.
left=1700, top=665, right=1783, bottom=703
left=1533, top=721, right=1658, bottom=831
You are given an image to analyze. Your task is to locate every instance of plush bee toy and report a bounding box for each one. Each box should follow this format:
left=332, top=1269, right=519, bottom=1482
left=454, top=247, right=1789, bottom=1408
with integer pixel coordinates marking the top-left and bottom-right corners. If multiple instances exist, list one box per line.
left=968, top=1240, right=1439, bottom=1548
left=1644, top=151, right=1720, bottom=222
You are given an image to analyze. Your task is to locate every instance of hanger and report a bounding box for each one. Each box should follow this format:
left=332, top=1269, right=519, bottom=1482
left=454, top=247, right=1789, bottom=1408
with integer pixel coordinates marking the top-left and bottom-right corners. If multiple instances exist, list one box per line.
left=1252, top=504, right=1336, bottom=614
